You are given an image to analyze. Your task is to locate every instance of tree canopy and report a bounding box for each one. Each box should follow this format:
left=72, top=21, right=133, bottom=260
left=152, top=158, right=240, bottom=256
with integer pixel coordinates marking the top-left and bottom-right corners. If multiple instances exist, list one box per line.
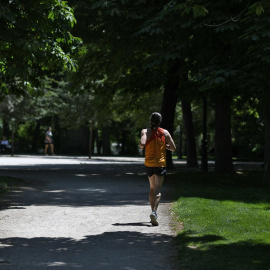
left=1, top=0, right=270, bottom=185
left=0, top=0, right=82, bottom=96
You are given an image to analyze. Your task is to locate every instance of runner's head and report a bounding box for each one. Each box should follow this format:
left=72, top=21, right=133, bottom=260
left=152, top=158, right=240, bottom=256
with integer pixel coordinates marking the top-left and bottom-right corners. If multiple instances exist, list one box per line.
left=150, top=112, right=162, bottom=128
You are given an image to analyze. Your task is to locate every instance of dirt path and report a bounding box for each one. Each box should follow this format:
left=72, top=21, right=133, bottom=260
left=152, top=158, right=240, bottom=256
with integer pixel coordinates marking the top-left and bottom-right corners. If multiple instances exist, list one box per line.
left=0, top=156, right=179, bottom=269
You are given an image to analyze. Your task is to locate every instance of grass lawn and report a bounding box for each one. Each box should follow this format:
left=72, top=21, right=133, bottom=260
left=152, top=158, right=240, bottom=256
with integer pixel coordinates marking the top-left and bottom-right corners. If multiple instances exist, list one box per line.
left=0, top=176, right=23, bottom=195
left=170, top=170, right=270, bottom=270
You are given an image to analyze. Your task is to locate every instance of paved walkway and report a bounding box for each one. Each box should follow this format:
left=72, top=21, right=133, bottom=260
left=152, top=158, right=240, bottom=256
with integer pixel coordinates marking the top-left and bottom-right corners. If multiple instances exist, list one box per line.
left=0, top=155, right=180, bottom=269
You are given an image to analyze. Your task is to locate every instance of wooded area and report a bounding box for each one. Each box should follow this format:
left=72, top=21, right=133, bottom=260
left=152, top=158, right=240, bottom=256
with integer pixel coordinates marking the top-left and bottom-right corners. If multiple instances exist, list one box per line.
left=1, top=0, right=270, bottom=185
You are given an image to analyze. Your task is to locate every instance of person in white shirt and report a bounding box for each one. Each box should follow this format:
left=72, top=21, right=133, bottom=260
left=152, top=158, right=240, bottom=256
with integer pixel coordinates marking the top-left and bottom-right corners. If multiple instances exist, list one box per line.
left=44, top=127, right=55, bottom=155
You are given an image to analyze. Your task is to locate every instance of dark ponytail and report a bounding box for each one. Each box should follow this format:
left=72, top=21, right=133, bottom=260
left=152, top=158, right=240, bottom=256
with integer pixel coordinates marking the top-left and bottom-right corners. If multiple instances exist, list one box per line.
left=150, top=112, right=162, bottom=128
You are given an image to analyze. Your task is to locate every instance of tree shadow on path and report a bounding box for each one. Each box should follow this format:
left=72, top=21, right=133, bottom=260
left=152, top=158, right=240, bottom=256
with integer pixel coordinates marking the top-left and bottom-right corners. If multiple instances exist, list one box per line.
left=0, top=231, right=177, bottom=270
left=0, top=163, right=174, bottom=208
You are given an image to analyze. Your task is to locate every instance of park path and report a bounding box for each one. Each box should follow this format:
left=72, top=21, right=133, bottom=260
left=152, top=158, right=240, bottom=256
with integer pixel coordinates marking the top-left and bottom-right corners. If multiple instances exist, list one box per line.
left=0, top=156, right=179, bottom=270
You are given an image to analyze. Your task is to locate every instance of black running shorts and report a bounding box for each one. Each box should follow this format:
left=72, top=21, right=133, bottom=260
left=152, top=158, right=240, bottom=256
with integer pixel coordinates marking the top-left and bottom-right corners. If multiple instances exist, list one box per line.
left=145, top=166, right=167, bottom=177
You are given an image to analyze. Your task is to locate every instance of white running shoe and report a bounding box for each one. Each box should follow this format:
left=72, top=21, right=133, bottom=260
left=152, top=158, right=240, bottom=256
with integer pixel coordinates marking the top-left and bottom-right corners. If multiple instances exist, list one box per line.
left=150, top=211, right=159, bottom=226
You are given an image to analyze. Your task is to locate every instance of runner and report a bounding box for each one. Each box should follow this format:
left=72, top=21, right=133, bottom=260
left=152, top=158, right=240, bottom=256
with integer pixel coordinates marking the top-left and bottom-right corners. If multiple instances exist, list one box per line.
left=139, top=112, right=176, bottom=226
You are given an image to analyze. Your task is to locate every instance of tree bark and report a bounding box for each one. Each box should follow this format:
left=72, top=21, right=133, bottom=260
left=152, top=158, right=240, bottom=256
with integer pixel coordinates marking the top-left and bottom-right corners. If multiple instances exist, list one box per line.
left=102, top=126, right=111, bottom=155
left=161, top=60, right=181, bottom=168
left=182, top=99, right=198, bottom=168
left=88, top=122, right=94, bottom=159
left=11, top=124, right=14, bottom=157
left=214, top=95, right=233, bottom=173
left=3, top=119, right=10, bottom=138
left=32, top=120, right=40, bottom=153
left=178, top=125, right=183, bottom=159
left=201, top=97, right=208, bottom=171
left=121, top=129, right=126, bottom=155
left=92, top=129, right=98, bottom=155
left=96, top=130, right=102, bottom=155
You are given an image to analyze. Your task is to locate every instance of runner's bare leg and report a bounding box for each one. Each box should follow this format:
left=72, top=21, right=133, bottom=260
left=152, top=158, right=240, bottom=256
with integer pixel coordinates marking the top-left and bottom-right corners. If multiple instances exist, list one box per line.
left=149, top=174, right=164, bottom=212
left=149, top=175, right=155, bottom=211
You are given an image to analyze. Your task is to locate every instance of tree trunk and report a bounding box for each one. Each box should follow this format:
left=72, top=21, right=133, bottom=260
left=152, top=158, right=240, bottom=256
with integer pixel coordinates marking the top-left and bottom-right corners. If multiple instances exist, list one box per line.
left=92, top=129, right=98, bottom=155
left=182, top=99, right=198, bottom=168
left=88, top=122, right=94, bottom=159
left=161, top=60, right=181, bottom=168
left=32, top=120, right=40, bottom=153
left=3, top=119, right=10, bottom=138
left=11, top=124, right=14, bottom=157
left=215, top=95, right=233, bottom=173
left=121, top=129, right=126, bottom=155
left=201, top=97, right=208, bottom=171
left=178, top=125, right=183, bottom=159
left=96, top=130, right=102, bottom=155
left=102, top=126, right=111, bottom=155
left=263, top=93, right=270, bottom=187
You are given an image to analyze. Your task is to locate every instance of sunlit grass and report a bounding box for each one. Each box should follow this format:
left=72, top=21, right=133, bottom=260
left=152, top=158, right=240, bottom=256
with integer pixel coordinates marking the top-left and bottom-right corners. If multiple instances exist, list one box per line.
left=170, top=170, right=270, bottom=270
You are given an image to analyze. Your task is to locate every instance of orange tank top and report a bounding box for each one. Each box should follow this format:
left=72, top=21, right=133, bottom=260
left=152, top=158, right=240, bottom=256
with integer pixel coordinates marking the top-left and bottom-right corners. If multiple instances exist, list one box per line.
left=145, top=128, right=166, bottom=167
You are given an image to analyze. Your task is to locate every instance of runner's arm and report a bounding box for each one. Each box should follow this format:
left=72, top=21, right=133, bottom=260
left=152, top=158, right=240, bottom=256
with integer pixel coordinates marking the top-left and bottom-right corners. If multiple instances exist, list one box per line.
left=164, top=130, right=176, bottom=152
left=139, top=129, right=147, bottom=149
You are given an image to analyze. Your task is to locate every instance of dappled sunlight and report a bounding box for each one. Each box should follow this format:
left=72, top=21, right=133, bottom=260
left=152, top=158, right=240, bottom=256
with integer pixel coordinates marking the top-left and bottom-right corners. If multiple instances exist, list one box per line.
left=45, top=190, right=66, bottom=193
left=0, top=231, right=176, bottom=269
left=2, top=183, right=150, bottom=208
left=77, top=188, right=108, bottom=193
left=0, top=155, right=147, bottom=169
left=0, top=159, right=179, bottom=269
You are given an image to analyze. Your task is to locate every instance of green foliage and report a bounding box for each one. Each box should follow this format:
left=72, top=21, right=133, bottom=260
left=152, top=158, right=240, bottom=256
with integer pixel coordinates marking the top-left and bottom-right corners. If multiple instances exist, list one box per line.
left=175, top=3, right=208, bottom=17
left=48, top=0, right=77, bottom=27
left=0, top=0, right=82, bottom=94
left=0, top=0, right=269, bottom=161
left=232, top=96, right=264, bottom=158
left=248, top=1, right=270, bottom=15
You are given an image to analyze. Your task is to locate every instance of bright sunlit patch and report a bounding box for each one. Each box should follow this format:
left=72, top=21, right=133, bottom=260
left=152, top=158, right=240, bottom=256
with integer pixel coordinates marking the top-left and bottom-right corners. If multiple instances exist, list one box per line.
left=45, top=190, right=65, bottom=193
left=46, top=262, right=66, bottom=266
left=78, top=188, right=107, bottom=193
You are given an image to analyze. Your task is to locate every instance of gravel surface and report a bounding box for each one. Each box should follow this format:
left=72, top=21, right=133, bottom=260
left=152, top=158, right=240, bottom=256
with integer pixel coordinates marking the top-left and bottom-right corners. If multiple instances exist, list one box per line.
left=0, top=156, right=179, bottom=270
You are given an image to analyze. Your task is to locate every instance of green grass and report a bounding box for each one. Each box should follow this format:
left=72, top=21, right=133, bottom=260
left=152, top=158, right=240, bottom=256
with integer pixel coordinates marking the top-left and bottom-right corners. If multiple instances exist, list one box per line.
left=170, top=170, right=270, bottom=270
left=0, top=176, right=23, bottom=195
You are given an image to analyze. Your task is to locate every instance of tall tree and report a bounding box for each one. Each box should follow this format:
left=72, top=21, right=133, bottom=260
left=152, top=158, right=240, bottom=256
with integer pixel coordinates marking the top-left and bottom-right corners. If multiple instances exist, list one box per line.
left=214, top=93, right=233, bottom=172
left=161, top=60, right=181, bottom=168
left=69, top=0, right=210, bottom=166
left=182, top=100, right=199, bottom=168
left=241, top=1, right=270, bottom=185
left=183, top=1, right=247, bottom=173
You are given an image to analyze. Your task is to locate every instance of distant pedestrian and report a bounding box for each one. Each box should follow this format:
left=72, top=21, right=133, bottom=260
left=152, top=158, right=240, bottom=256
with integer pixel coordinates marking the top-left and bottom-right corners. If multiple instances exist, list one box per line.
left=0, top=136, right=11, bottom=152
left=44, top=127, right=55, bottom=155
left=139, top=112, right=176, bottom=226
